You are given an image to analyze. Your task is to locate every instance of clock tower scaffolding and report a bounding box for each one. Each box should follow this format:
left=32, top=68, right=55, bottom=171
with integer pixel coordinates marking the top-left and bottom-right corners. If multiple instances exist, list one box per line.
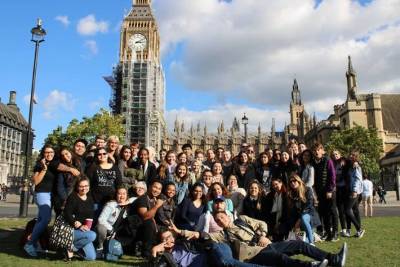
left=106, top=0, right=166, bottom=152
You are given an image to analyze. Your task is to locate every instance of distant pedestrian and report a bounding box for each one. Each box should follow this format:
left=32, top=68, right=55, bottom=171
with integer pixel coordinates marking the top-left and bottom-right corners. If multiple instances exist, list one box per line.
left=377, top=186, right=387, bottom=204
left=1, top=183, right=8, bottom=201
left=362, top=176, right=373, bottom=217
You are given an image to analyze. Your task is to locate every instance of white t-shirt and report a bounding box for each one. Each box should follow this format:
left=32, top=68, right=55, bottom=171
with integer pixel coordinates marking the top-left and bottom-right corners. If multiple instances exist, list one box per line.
left=362, top=180, right=373, bottom=197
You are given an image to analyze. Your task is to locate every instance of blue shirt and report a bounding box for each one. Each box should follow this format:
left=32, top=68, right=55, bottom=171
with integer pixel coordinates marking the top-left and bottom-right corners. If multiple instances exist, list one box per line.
left=172, top=244, right=206, bottom=267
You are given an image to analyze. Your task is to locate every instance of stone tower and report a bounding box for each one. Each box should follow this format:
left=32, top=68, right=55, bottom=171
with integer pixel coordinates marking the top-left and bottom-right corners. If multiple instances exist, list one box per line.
left=288, top=79, right=305, bottom=137
left=107, top=0, right=166, bottom=152
left=346, top=55, right=357, bottom=100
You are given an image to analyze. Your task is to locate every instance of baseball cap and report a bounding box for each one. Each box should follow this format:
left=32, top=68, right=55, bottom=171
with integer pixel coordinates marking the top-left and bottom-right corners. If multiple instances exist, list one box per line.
left=214, top=196, right=225, bottom=202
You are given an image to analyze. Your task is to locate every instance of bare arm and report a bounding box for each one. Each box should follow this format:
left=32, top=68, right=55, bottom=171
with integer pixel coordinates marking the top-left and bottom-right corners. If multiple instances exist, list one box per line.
left=57, top=163, right=80, bottom=176
left=138, top=199, right=164, bottom=221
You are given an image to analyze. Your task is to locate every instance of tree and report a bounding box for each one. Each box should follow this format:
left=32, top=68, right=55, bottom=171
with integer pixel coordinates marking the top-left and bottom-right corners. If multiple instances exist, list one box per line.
left=325, top=125, right=383, bottom=181
left=44, top=109, right=125, bottom=149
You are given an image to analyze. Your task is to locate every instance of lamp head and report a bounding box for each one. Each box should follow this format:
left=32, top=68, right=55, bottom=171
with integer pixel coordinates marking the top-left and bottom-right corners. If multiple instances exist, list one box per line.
left=241, top=113, right=249, bottom=125
left=31, top=18, right=46, bottom=42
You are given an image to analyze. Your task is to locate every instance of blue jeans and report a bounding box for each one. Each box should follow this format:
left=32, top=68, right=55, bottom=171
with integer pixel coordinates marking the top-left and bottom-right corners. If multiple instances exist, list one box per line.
left=211, top=243, right=267, bottom=267
left=301, top=213, right=314, bottom=244
left=73, top=229, right=96, bottom=261
left=28, top=192, right=52, bottom=246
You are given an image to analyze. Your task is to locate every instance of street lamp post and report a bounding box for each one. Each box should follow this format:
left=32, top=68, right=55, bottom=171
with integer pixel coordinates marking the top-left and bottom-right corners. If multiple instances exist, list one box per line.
left=19, top=19, right=46, bottom=217
left=241, top=113, right=249, bottom=143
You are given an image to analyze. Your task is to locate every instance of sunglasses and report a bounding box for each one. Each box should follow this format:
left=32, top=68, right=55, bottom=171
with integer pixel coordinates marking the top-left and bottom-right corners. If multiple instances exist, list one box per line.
left=290, top=180, right=298, bottom=183
left=98, top=152, right=108, bottom=156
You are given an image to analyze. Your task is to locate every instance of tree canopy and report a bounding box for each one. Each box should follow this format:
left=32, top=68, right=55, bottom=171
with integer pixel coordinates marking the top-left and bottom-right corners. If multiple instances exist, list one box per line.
left=44, top=109, right=125, bottom=149
left=325, top=125, right=383, bottom=180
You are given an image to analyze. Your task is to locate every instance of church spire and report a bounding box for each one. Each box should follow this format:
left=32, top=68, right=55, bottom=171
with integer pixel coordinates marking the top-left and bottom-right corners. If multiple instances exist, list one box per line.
left=346, top=55, right=358, bottom=100
left=291, top=78, right=301, bottom=105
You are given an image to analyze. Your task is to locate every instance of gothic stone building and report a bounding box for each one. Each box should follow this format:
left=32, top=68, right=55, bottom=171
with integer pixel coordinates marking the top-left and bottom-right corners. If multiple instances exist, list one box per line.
left=0, top=91, right=32, bottom=185
left=304, top=56, right=400, bottom=188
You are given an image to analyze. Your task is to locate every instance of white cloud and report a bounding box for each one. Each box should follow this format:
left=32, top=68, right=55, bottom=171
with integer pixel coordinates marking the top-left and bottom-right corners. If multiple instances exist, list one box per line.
left=55, top=15, right=70, bottom=27
left=77, top=14, right=109, bottom=36
left=153, top=0, right=400, bottom=122
left=84, top=40, right=98, bottom=55
left=42, top=90, right=75, bottom=119
left=166, top=104, right=289, bottom=133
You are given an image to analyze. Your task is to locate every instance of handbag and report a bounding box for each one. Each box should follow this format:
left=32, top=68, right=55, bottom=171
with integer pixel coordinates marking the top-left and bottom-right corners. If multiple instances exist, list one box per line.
left=286, top=230, right=306, bottom=242
left=49, top=215, right=74, bottom=250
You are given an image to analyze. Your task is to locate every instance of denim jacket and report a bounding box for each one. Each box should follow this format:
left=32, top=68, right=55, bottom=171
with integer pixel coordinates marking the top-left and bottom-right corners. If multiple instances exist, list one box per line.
left=350, top=163, right=363, bottom=194
left=98, top=197, right=136, bottom=231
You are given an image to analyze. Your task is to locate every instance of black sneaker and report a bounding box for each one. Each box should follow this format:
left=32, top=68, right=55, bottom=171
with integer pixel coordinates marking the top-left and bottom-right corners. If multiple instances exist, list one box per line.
left=332, top=242, right=348, bottom=267
left=355, top=229, right=365, bottom=239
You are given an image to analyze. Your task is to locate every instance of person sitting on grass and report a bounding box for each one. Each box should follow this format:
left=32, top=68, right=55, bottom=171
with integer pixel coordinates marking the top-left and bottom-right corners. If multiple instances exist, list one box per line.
left=63, top=177, right=96, bottom=261
left=96, top=187, right=136, bottom=255
left=169, top=211, right=348, bottom=267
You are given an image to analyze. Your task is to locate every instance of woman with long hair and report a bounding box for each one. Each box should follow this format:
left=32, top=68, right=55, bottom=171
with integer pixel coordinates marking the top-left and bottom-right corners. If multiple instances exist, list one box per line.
left=64, top=177, right=96, bottom=261
left=56, top=147, right=80, bottom=216
left=265, top=177, right=289, bottom=241
left=255, top=152, right=271, bottom=191
left=242, top=180, right=267, bottom=221
left=346, top=151, right=365, bottom=238
left=331, top=149, right=350, bottom=237
left=206, top=182, right=233, bottom=213
left=232, top=151, right=256, bottom=188
left=24, top=144, right=58, bottom=257
left=107, top=135, right=120, bottom=164
left=177, top=183, right=206, bottom=230
left=118, top=145, right=134, bottom=186
left=173, top=163, right=190, bottom=205
left=86, top=147, right=122, bottom=219
left=156, top=182, right=177, bottom=228
left=300, top=149, right=314, bottom=188
left=278, top=151, right=298, bottom=186
left=288, top=174, right=318, bottom=245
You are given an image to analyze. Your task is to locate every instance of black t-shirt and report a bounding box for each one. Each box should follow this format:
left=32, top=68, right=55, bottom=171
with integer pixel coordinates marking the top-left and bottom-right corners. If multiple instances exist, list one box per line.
left=87, top=164, right=122, bottom=205
left=64, top=192, right=94, bottom=227
left=33, top=160, right=59, bottom=193
left=130, top=194, right=155, bottom=216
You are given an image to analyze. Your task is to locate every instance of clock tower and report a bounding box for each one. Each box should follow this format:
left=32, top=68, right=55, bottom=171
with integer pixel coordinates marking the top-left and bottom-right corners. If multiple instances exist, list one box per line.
left=107, top=0, right=166, bottom=151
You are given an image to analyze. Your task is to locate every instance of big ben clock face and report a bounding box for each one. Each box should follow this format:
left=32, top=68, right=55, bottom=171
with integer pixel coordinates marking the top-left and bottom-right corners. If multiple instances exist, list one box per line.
left=128, top=33, right=147, bottom=51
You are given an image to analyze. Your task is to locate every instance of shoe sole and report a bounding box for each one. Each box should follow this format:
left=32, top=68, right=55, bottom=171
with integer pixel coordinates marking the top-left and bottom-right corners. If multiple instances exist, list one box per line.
left=320, top=259, right=329, bottom=267
left=341, top=243, right=348, bottom=267
left=357, top=230, right=365, bottom=239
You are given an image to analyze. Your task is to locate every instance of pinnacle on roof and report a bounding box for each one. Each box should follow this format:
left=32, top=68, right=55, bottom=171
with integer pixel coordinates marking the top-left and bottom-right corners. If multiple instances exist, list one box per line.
left=347, top=55, right=355, bottom=74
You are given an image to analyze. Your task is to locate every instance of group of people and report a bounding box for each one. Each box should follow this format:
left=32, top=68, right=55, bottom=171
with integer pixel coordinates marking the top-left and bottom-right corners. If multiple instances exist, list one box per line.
left=23, top=134, right=366, bottom=266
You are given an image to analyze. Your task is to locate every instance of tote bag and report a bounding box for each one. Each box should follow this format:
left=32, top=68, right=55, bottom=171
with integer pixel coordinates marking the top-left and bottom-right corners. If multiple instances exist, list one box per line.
left=49, top=215, right=74, bottom=250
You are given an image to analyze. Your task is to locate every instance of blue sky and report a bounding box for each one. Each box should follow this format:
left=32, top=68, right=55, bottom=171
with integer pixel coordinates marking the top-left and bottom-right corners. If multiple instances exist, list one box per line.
left=1, top=0, right=398, bottom=150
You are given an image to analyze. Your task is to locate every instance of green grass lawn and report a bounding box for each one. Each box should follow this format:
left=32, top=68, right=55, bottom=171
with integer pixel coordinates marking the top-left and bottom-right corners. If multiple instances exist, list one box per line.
left=1, top=217, right=400, bottom=266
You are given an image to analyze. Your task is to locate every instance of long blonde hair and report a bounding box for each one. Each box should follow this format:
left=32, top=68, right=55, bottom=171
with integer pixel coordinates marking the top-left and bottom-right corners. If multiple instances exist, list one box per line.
left=288, top=174, right=306, bottom=203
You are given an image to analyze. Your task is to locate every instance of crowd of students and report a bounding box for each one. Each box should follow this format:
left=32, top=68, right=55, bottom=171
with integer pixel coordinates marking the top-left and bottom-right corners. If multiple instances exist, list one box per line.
left=23, top=134, right=367, bottom=266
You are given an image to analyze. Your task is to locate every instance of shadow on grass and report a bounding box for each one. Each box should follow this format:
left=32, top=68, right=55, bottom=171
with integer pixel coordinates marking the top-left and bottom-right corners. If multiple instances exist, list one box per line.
left=0, top=225, right=149, bottom=266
